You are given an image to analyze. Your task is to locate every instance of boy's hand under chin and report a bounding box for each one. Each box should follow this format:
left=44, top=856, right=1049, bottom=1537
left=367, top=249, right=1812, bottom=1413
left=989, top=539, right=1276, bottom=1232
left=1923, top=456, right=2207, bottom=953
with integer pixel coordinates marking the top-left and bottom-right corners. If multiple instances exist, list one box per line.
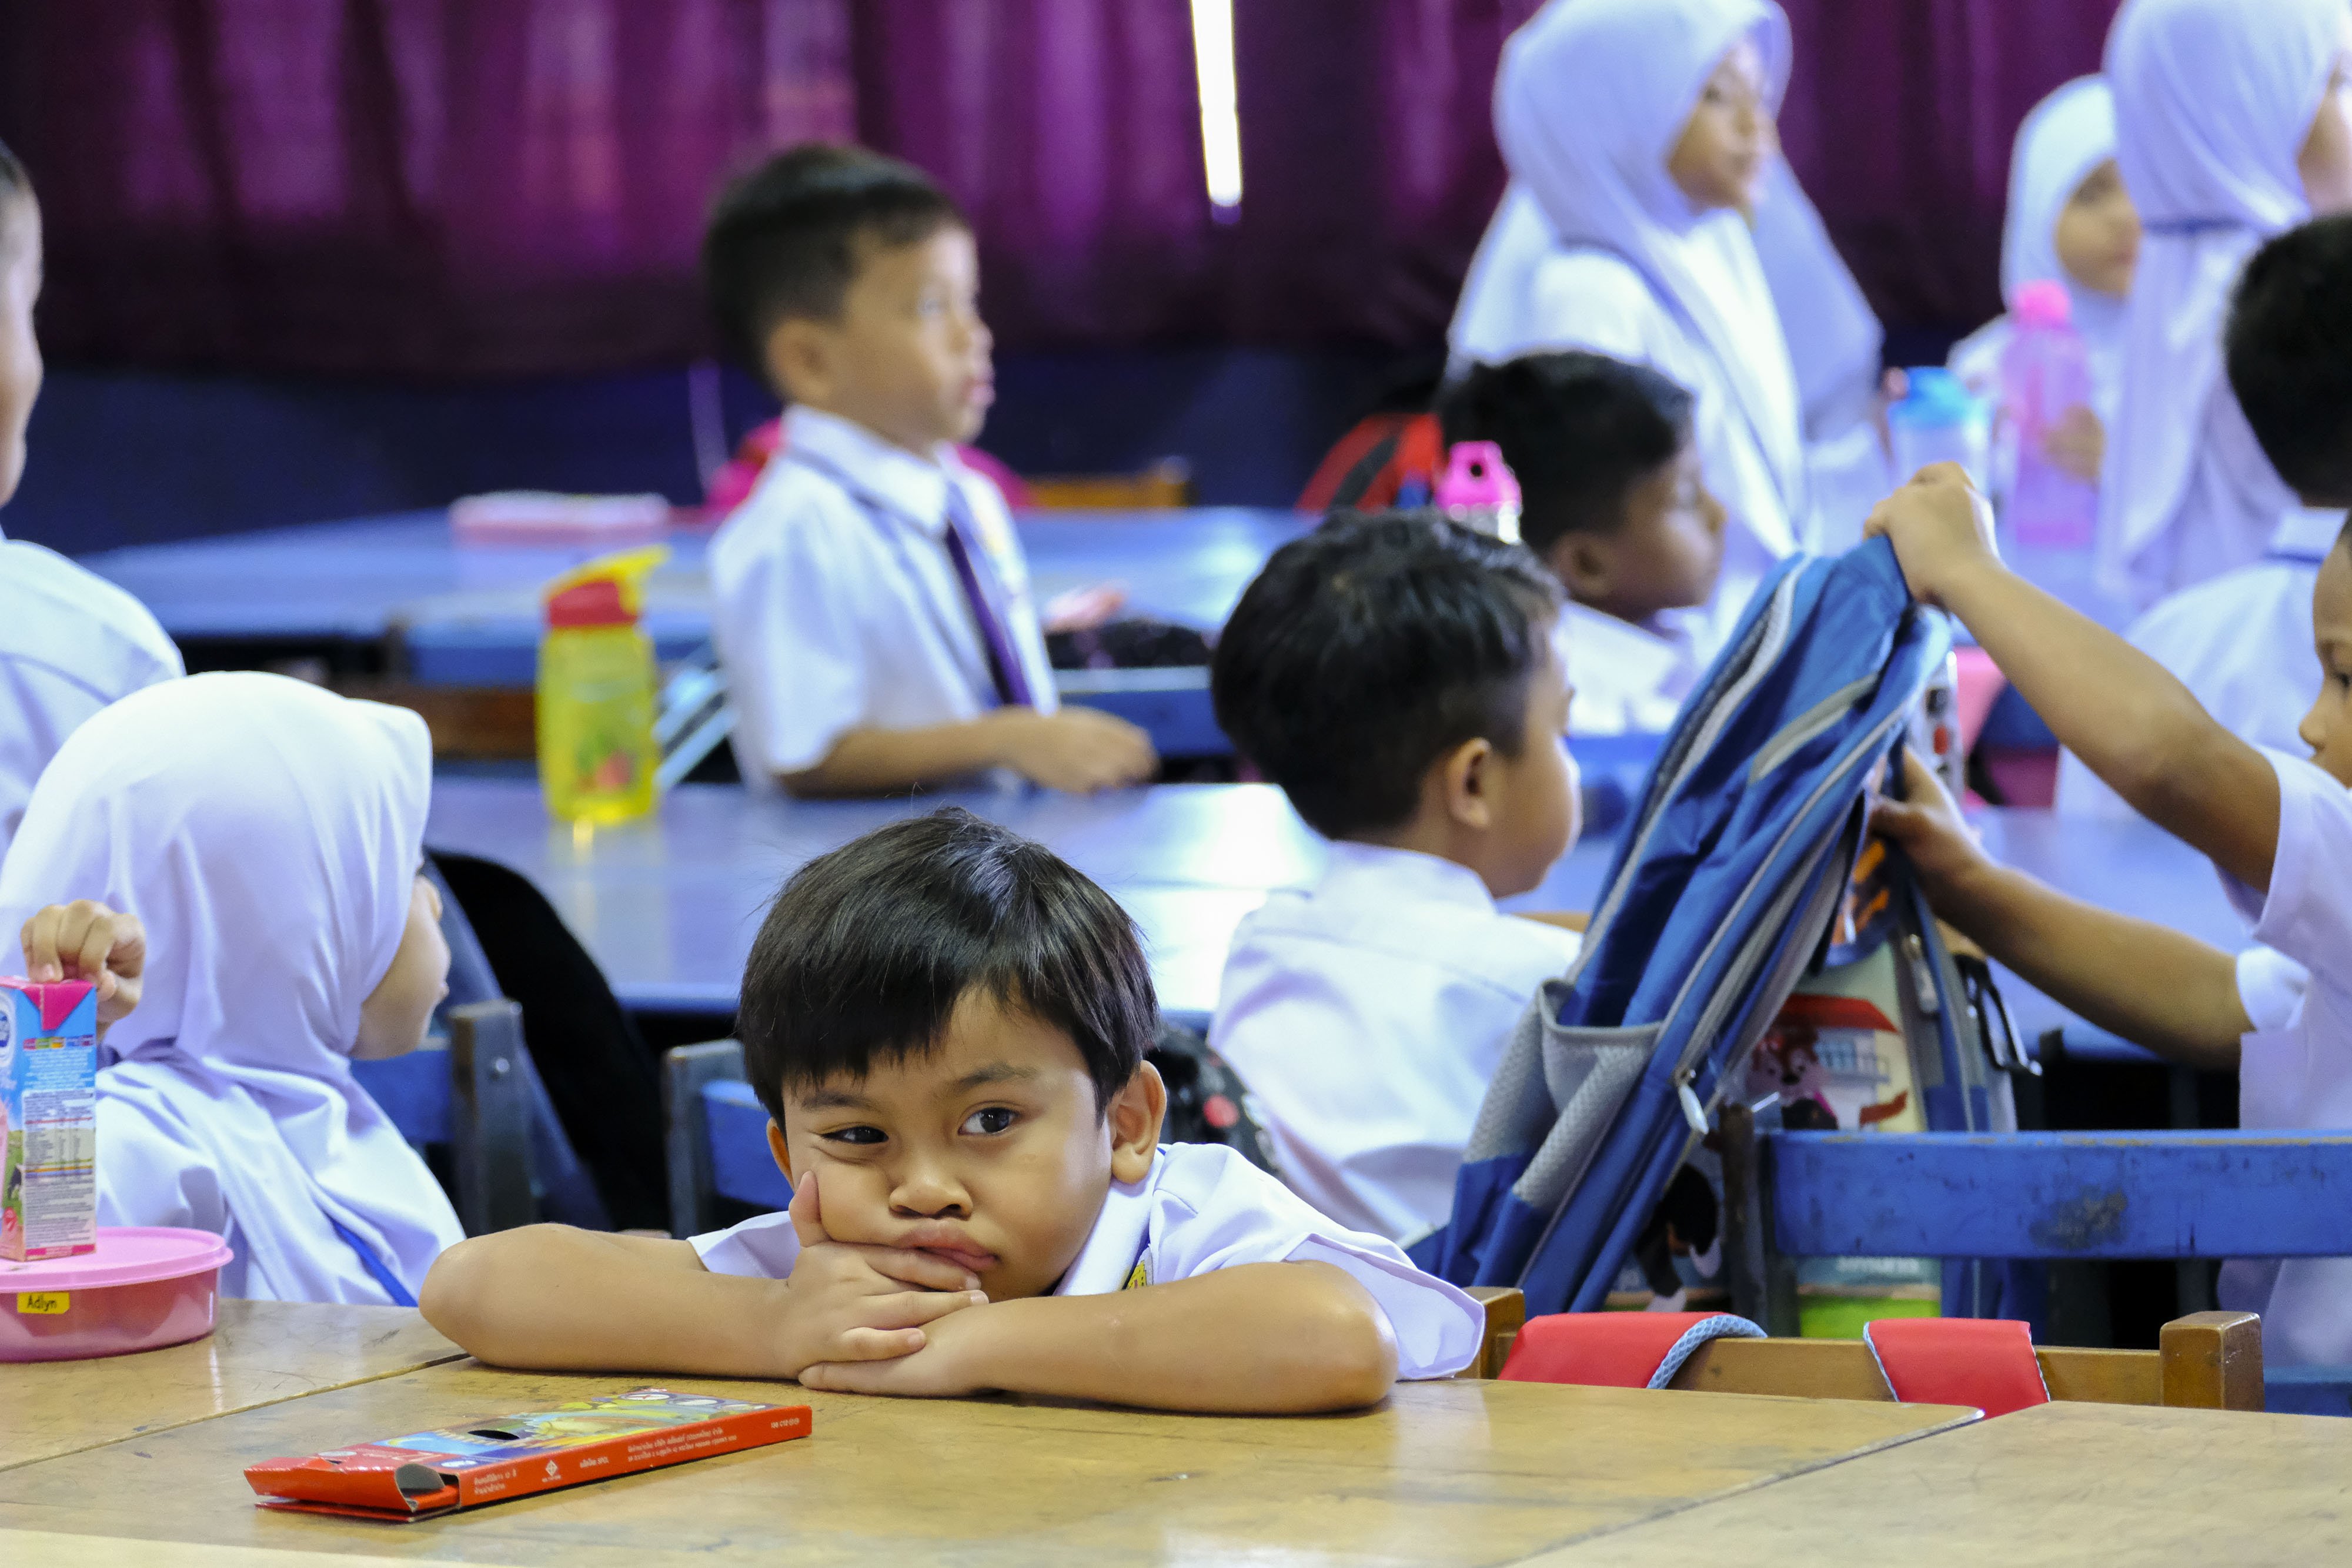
left=780, top=1167, right=989, bottom=1377
left=1864, top=462, right=2003, bottom=609
left=798, top=1293, right=1009, bottom=1397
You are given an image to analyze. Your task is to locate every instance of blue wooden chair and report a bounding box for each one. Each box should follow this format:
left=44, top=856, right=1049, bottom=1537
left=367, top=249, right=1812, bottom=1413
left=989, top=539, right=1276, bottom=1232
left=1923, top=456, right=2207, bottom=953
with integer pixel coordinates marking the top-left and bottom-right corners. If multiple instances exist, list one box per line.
left=1720, top=1108, right=2352, bottom=1413
left=663, top=1039, right=790, bottom=1237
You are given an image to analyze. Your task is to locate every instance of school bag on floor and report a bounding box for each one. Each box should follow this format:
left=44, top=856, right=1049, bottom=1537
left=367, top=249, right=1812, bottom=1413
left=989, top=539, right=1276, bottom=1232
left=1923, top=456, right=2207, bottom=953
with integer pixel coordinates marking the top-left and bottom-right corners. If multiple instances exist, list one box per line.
left=1416, top=537, right=2027, bottom=1319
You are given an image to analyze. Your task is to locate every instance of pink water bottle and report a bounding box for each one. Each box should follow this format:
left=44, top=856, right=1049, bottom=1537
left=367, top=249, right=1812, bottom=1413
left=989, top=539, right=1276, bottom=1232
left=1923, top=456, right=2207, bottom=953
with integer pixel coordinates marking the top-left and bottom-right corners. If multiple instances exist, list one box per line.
left=1434, top=442, right=1522, bottom=544
left=2001, top=280, right=2097, bottom=549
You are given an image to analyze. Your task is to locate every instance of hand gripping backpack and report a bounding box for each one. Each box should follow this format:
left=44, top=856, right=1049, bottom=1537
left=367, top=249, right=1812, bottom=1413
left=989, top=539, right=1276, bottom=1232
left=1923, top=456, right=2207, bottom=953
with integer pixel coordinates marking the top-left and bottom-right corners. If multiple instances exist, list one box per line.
left=1417, top=539, right=2027, bottom=1319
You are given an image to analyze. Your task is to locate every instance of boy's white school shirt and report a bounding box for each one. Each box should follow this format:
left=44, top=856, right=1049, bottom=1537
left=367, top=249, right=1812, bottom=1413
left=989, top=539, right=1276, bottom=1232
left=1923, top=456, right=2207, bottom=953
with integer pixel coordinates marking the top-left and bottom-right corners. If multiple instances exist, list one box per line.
left=0, top=532, right=183, bottom=865
left=2213, top=749, right=2352, bottom=1367
left=707, top=406, right=1057, bottom=787
left=1209, top=841, right=1583, bottom=1245
left=691, top=1140, right=1485, bottom=1381
left=1555, top=600, right=1699, bottom=737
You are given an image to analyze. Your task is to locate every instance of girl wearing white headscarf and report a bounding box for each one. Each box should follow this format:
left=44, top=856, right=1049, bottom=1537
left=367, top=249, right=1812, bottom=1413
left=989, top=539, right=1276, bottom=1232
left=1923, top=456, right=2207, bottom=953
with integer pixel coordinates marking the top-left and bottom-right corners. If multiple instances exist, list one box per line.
left=0, top=672, right=464, bottom=1303
left=2059, top=0, right=2352, bottom=817
left=1948, top=78, right=2138, bottom=487
left=1448, top=0, right=1875, bottom=650
left=2097, top=0, right=2351, bottom=608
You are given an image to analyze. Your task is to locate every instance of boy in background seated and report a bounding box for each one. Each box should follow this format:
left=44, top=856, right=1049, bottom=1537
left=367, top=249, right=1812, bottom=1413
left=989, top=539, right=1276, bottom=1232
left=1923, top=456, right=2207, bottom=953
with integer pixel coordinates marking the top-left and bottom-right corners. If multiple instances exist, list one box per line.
left=1208, top=513, right=1583, bottom=1243
left=1440, top=351, right=1726, bottom=735
left=1866, top=218, right=2352, bottom=1368
left=702, top=145, right=1154, bottom=796
left=423, top=810, right=1482, bottom=1410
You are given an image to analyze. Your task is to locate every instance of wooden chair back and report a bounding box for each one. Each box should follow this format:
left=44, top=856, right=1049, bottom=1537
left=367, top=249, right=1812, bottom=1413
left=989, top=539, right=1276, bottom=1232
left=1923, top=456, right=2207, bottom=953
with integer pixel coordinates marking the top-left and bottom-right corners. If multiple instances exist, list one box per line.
left=1024, top=459, right=1193, bottom=510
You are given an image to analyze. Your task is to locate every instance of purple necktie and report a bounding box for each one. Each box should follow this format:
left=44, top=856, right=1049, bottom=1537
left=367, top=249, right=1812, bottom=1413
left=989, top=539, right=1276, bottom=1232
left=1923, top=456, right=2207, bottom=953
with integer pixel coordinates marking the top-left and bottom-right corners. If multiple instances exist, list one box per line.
left=940, top=487, right=1036, bottom=708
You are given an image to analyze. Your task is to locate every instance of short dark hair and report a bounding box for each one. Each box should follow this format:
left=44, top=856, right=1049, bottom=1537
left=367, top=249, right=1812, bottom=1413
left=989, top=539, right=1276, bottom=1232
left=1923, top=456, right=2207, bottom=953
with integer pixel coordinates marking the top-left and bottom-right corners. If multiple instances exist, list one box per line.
left=2229, top=216, right=2352, bottom=509
left=737, top=809, right=1156, bottom=1128
left=701, top=142, right=965, bottom=372
left=1212, top=510, right=1562, bottom=840
left=1439, top=352, right=1695, bottom=557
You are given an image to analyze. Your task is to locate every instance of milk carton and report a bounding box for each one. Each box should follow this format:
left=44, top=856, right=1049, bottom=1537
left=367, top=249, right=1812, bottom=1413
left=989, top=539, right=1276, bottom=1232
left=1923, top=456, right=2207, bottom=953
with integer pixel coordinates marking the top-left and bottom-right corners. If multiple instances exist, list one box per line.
left=0, top=978, right=98, bottom=1261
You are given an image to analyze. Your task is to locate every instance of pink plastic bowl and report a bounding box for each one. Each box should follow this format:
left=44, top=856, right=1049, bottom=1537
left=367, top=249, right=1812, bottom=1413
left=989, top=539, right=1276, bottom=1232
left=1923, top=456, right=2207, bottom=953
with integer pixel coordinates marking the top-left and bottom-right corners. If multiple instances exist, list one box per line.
left=0, top=1226, right=233, bottom=1362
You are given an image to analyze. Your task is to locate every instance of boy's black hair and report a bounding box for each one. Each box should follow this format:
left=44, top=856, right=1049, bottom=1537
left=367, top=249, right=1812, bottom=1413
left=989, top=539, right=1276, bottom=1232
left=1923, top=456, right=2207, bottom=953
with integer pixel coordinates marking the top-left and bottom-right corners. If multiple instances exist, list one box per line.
left=701, top=142, right=965, bottom=372
left=1212, top=510, right=1562, bottom=840
left=2229, top=216, right=2352, bottom=509
left=738, top=808, right=1156, bottom=1129
left=1439, top=352, right=1696, bottom=558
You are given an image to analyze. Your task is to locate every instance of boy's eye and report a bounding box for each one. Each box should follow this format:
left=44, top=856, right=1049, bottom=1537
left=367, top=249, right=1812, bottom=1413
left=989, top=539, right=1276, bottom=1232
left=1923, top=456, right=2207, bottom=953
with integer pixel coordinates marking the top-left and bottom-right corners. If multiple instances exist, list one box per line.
left=960, top=1106, right=1018, bottom=1136
left=820, top=1125, right=887, bottom=1146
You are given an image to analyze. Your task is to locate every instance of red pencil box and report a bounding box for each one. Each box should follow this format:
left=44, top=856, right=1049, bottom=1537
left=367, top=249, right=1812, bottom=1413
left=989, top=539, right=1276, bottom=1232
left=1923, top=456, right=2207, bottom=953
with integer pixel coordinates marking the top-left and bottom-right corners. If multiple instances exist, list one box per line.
left=244, top=1387, right=811, bottom=1522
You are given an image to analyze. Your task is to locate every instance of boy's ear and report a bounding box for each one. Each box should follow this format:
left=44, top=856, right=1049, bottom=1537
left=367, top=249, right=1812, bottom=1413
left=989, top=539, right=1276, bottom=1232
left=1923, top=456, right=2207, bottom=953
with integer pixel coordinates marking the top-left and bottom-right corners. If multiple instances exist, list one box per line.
left=763, top=317, right=834, bottom=407
left=1548, top=534, right=1615, bottom=604
left=766, top=1120, right=794, bottom=1183
left=1107, top=1060, right=1167, bottom=1185
left=1437, top=736, right=1499, bottom=833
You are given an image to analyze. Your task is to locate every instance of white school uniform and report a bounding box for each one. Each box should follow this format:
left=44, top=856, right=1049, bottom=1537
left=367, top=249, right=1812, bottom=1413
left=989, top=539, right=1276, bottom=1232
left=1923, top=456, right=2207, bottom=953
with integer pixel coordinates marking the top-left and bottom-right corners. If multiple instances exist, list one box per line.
left=0, top=531, right=183, bottom=866
left=692, top=1140, right=1485, bottom=1381
left=0, top=672, right=465, bottom=1303
left=1449, top=0, right=1889, bottom=650
left=2097, top=0, right=2345, bottom=609
left=709, top=406, right=1056, bottom=785
left=1947, top=76, right=2128, bottom=504
left=1210, top=842, right=1583, bottom=1244
left=2057, top=510, right=2341, bottom=818
left=2210, top=750, right=2352, bottom=1366
left=1556, top=601, right=1702, bottom=738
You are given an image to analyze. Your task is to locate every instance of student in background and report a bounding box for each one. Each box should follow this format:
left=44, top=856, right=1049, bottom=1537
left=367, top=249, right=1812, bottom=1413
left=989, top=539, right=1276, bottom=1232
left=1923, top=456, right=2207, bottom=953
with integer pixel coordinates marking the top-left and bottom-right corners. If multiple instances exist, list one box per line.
left=2097, top=0, right=2351, bottom=609
left=1948, top=77, right=2139, bottom=502
left=1448, top=0, right=1877, bottom=649
left=1441, top=352, right=1726, bottom=737
left=702, top=145, right=1154, bottom=797
left=0, top=139, right=181, bottom=865
left=1, top=673, right=464, bottom=1304
left=1208, top=514, right=1583, bottom=1244
left=424, top=810, right=1482, bottom=1407
left=1867, top=218, right=2352, bottom=1365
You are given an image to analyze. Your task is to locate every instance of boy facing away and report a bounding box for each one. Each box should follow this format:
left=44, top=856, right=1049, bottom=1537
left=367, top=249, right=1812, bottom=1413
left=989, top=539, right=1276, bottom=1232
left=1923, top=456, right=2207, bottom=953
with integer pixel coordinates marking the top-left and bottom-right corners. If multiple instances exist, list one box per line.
left=422, top=809, right=1484, bottom=1409
left=702, top=145, right=1155, bottom=797
left=1209, top=513, right=1585, bottom=1243
left=1865, top=216, right=2352, bottom=1366
left=1440, top=351, right=1727, bottom=735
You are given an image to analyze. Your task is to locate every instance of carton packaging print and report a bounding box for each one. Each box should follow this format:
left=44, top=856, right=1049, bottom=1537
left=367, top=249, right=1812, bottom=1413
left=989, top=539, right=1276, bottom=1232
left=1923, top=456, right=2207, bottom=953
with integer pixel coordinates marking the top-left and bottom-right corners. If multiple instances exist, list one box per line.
left=0, top=978, right=99, bottom=1261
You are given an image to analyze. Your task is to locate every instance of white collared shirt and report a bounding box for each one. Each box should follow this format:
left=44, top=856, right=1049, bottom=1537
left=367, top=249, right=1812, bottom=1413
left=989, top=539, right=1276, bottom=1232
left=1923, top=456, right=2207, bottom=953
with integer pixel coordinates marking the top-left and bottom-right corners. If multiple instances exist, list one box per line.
left=2214, top=750, right=2352, bottom=1367
left=690, top=1141, right=1483, bottom=1380
left=1209, top=842, right=1582, bottom=1243
left=708, top=406, right=1056, bottom=784
left=0, top=534, right=183, bottom=865
left=1555, top=599, right=1699, bottom=738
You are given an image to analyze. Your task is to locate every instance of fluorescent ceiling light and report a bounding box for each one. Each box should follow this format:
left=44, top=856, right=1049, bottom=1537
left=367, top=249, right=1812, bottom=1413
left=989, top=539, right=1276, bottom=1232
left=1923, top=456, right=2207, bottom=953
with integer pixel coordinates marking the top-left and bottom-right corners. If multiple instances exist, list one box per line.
left=1190, top=0, right=1243, bottom=212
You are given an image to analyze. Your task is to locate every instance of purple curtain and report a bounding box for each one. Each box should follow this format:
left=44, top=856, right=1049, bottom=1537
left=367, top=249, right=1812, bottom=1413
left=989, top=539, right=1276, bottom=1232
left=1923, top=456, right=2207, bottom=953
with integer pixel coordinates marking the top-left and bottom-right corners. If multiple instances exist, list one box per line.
left=0, top=0, right=2120, bottom=375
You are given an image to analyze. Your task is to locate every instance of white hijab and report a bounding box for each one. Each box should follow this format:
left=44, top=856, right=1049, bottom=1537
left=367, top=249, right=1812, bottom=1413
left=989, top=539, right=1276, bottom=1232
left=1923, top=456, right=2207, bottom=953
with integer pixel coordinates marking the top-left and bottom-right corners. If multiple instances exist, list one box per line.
left=0, top=672, right=463, bottom=1303
left=1487, top=0, right=1808, bottom=539
left=2099, top=0, right=2344, bottom=597
left=1751, top=156, right=1883, bottom=440
left=2002, top=76, right=2128, bottom=419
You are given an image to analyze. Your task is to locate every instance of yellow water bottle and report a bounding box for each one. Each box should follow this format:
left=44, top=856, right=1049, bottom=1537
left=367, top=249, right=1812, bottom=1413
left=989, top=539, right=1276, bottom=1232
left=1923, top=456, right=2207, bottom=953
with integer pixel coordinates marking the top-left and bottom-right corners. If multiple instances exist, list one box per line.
left=537, top=545, right=667, bottom=825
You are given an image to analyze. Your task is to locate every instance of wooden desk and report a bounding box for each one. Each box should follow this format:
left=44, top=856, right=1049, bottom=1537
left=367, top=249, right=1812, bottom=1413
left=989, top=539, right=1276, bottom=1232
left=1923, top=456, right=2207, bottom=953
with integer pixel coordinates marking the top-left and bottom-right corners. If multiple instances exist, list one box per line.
left=0, top=1300, right=462, bottom=1472
left=0, top=1360, right=1971, bottom=1564
left=1546, top=1399, right=2352, bottom=1564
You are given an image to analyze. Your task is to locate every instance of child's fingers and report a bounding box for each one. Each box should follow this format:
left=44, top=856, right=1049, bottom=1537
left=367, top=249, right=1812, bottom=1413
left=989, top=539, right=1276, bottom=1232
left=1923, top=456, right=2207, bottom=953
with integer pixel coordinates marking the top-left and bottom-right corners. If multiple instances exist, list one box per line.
left=857, top=1246, right=983, bottom=1294
left=19, top=906, right=65, bottom=982
left=818, top=1325, right=930, bottom=1365
left=787, top=1164, right=829, bottom=1249
left=860, top=1289, right=987, bottom=1332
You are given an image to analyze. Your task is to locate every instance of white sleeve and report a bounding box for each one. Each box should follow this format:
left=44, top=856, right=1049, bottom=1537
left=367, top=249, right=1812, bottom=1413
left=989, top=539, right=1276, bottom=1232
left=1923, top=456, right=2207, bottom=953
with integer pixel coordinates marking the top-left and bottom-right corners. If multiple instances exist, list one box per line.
left=711, top=510, right=870, bottom=777
left=1144, top=1146, right=1484, bottom=1380
left=2236, top=945, right=2310, bottom=1034
left=2246, top=749, right=2352, bottom=990
left=690, top=1208, right=801, bottom=1279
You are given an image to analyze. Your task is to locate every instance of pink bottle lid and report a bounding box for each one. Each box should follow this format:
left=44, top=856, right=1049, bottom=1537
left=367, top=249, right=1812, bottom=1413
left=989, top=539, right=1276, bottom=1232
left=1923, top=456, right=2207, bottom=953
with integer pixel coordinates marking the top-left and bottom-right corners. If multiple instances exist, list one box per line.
left=1434, top=441, right=1522, bottom=513
left=0, top=1226, right=232, bottom=1290
left=2012, top=279, right=2072, bottom=329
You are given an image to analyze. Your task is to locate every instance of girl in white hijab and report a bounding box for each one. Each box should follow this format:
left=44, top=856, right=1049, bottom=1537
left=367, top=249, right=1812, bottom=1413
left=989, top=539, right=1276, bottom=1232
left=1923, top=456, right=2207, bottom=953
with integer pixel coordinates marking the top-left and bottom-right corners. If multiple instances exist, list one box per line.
left=2097, top=0, right=2352, bottom=609
left=0, top=671, right=464, bottom=1303
left=1948, top=78, right=2139, bottom=496
left=1447, top=0, right=1849, bottom=652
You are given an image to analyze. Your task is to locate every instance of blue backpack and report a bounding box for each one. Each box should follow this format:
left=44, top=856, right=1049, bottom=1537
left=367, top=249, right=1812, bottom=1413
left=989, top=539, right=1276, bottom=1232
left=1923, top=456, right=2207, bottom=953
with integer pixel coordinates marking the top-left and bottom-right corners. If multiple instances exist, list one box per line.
left=1416, top=539, right=2023, bottom=1318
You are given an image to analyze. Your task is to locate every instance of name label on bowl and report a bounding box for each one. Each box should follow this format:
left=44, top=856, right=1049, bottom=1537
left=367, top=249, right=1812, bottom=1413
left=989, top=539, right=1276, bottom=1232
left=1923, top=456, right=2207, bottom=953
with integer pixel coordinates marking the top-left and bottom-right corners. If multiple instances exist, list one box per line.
left=14, top=1292, right=69, bottom=1314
